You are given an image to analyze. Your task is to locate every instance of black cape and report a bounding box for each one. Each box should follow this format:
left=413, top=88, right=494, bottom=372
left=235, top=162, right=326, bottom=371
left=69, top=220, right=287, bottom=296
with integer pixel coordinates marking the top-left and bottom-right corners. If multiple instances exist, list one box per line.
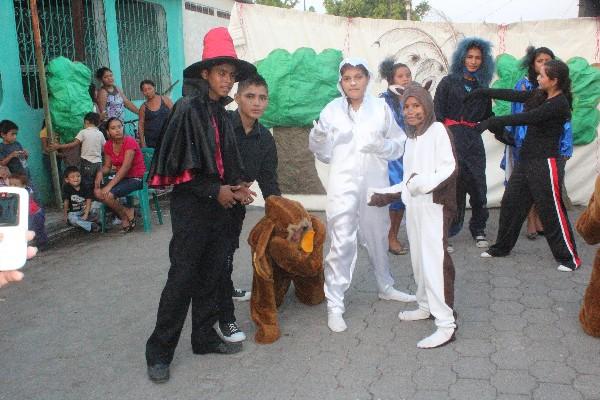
left=149, top=79, right=245, bottom=188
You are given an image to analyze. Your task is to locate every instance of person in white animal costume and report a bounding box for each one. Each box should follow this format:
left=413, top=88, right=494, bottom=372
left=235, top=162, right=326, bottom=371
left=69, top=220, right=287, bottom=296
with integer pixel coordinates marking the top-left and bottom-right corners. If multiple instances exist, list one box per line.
left=309, top=57, right=415, bottom=333
left=369, top=82, right=458, bottom=348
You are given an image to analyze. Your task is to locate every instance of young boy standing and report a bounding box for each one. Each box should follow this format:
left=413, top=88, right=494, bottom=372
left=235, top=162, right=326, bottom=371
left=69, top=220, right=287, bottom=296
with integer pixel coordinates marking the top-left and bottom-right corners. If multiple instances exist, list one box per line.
left=215, top=74, right=281, bottom=343
left=0, top=120, right=29, bottom=176
left=62, top=166, right=99, bottom=232
left=50, top=112, right=105, bottom=190
left=145, top=27, right=256, bottom=383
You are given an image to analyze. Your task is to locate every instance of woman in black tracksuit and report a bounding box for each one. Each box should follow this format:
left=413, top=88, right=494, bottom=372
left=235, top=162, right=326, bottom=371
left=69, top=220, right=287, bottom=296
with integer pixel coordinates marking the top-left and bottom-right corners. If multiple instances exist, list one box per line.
left=470, top=59, right=581, bottom=271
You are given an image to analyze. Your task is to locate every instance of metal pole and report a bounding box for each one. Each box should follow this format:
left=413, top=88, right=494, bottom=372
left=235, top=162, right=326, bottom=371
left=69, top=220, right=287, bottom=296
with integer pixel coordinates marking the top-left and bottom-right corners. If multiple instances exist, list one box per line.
left=405, top=0, right=411, bottom=20
left=30, top=0, right=62, bottom=207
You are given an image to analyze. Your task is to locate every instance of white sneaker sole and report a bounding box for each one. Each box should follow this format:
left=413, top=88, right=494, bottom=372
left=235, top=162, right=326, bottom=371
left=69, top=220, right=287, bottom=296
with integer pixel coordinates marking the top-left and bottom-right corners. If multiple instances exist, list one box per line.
left=232, top=293, right=251, bottom=302
left=557, top=265, right=574, bottom=272
left=214, top=323, right=246, bottom=342
left=475, top=240, right=489, bottom=248
left=480, top=251, right=493, bottom=258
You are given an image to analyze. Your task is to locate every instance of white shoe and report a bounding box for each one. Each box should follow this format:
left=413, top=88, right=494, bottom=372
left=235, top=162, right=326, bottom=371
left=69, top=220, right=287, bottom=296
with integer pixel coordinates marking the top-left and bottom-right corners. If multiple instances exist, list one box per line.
left=378, top=287, right=416, bottom=303
left=480, top=251, right=493, bottom=258
left=557, top=264, right=574, bottom=272
left=475, top=235, right=489, bottom=248
left=446, top=243, right=454, bottom=254
left=417, top=327, right=456, bottom=349
left=327, top=312, right=347, bottom=332
left=398, top=309, right=431, bottom=321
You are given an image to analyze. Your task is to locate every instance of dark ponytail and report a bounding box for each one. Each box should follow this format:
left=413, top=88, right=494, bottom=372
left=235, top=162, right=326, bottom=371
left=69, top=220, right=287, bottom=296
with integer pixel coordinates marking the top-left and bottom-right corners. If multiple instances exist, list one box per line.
left=378, top=56, right=409, bottom=85
left=544, top=59, right=573, bottom=109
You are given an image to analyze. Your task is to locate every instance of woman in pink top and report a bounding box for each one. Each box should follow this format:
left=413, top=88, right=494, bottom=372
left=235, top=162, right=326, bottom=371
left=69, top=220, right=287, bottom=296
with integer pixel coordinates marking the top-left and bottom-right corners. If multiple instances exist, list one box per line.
left=94, top=117, right=145, bottom=232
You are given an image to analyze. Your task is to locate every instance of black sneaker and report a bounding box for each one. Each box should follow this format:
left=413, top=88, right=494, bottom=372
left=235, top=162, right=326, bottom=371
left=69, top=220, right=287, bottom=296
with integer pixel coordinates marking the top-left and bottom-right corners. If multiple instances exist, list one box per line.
left=232, top=288, right=251, bottom=302
left=147, top=363, right=170, bottom=383
left=215, top=321, right=246, bottom=343
left=474, top=235, right=489, bottom=248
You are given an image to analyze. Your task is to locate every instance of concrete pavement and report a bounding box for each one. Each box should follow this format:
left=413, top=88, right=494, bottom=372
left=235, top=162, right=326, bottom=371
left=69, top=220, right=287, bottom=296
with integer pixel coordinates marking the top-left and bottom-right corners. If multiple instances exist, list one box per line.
left=1, top=205, right=599, bottom=400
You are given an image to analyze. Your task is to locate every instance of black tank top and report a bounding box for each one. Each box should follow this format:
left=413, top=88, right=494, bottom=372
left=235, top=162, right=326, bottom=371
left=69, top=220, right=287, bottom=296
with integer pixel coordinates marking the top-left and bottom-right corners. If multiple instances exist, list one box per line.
left=143, top=97, right=170, bottom=148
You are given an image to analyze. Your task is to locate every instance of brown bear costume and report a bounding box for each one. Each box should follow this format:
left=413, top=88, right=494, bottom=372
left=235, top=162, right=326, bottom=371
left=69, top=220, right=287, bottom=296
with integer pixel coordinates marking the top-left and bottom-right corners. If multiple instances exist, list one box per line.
left=577, top=176, right=600, bottom=337
left=248, top=196, right=326, bottom=344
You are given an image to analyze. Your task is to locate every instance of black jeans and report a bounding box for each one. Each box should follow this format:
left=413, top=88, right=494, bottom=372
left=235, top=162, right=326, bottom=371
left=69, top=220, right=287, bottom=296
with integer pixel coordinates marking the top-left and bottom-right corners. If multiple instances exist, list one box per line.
left=218, top=247, right=236, bottom=323
left=79, top=158, right=101, bottom=191
left=145, top=187, right=233, bottom=366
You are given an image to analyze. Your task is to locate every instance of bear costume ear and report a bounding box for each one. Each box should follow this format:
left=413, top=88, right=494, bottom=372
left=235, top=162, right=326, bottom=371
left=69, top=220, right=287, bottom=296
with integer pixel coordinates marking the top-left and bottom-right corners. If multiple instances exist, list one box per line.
left=248, top=217, right=276, bottom=281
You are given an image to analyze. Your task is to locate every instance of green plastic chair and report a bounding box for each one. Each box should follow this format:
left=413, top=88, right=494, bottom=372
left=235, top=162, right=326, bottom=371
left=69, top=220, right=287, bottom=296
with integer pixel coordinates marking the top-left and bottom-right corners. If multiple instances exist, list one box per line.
left=98, top=147, right=163, bottom=233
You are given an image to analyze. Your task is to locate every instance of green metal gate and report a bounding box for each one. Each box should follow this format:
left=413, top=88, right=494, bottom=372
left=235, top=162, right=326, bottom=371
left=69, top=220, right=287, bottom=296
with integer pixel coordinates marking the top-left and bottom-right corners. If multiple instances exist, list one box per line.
left=116, top=0, right=171, bottom=100
left=13, top=0, right=109, bottom=109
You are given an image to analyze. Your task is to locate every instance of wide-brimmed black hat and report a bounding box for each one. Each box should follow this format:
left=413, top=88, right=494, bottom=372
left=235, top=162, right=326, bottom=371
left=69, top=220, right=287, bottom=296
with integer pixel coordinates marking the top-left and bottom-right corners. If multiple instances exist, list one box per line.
left=183, top=27, right=256, bottom=82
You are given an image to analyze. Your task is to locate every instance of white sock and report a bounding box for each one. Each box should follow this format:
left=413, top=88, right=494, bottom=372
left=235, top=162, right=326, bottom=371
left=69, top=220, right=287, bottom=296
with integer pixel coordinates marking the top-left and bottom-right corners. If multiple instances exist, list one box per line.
left=327, top=312, right=347, bottom=332
left=417, top=327, right=455, bottom=349
left=398, top=309, right=431, bottom=321
left=378, top=287, right=417, bottom=303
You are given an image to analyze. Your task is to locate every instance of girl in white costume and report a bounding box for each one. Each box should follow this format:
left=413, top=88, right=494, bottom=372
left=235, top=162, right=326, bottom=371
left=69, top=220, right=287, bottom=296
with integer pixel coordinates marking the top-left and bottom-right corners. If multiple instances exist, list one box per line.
left=369, top=82, right=457, bottom=348
left=309, top=58, right=416, bottom=333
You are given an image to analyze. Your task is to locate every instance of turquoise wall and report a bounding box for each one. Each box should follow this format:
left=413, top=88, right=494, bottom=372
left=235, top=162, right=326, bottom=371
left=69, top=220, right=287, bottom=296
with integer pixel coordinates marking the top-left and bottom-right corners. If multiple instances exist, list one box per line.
left=0, top=0, right=184, bottom=206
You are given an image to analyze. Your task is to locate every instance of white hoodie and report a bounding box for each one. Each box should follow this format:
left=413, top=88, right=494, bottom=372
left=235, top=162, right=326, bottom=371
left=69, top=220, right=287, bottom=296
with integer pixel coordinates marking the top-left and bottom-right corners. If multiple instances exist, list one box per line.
left=309, top=57, right=406, bottom=219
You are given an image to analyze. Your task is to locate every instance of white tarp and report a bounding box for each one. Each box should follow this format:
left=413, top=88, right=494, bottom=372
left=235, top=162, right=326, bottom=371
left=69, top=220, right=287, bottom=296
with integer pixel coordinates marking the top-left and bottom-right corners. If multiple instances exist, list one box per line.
left=192, top=3, right=600, bottom=209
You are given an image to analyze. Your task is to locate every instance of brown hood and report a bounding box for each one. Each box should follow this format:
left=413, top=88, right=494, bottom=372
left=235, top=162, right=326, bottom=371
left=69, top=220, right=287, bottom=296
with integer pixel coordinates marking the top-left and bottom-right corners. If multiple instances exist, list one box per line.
left=401, top=82, right=435, bottom=138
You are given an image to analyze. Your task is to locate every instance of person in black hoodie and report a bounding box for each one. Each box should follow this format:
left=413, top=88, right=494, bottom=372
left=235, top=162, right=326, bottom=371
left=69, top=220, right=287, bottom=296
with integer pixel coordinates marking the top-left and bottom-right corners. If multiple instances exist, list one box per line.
left=145, top=28, right=257, bottom=383
left=434, top=37, right=495, bottom=251
left=471, top=59, right=581, bottom=272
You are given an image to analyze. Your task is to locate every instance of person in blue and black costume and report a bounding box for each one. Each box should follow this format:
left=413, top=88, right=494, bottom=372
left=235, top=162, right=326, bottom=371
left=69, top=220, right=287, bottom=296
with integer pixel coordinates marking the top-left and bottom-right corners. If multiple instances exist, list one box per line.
left=501, top=46, right=573, bottom=241
left=378, top=57, right=412, bottom=255
left=434, top=37, right=495, bottom=253
left=470, top=59, right=581, bottom=272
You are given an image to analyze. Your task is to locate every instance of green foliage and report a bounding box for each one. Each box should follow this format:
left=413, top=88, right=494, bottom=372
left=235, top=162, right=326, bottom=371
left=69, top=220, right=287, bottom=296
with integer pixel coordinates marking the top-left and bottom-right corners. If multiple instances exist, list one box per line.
left=256, top=0, right=299, bottom=8
left=491, top=53, right=526, bottom=117
left=323, top=0, right=430, bottom=20
left=256, top=48, right=343, bottom=128
left=492, top=53, right=600, bottom=145
left=568, top=57, right=600, bottom=145
left=46, top=57, right=93, bottom=143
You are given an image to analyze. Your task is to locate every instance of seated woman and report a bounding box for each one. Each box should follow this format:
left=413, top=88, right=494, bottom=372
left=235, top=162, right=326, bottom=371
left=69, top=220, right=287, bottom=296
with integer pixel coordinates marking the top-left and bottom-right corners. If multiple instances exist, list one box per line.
left=94, top=117, right=146, bottom=233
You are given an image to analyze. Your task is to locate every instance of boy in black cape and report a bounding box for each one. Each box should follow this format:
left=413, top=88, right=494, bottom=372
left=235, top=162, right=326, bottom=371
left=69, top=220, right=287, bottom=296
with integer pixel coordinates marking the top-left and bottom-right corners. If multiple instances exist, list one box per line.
left=145, top=27, right=256, bottom=383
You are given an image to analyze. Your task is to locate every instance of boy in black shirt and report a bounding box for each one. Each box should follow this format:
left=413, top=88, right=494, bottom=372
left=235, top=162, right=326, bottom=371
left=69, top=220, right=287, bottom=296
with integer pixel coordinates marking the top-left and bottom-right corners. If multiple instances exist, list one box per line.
left=216, top=74, right=281, bottom=343
left=62, top=166, right=99, bottom=232
left=145, top=27, right=256, bottom=383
